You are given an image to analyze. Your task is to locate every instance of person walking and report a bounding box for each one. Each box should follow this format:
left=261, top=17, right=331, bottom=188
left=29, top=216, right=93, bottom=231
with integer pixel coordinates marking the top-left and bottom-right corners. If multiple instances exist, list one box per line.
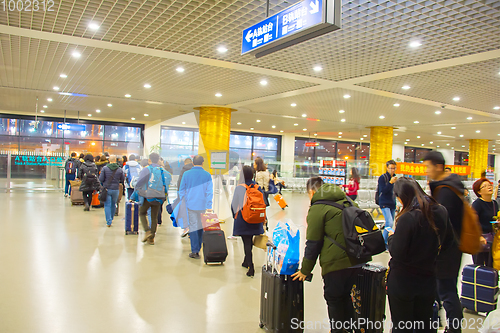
left=179, top=155, right=213, bottom=259
left=99, top=155, right=124, bottom=227
left=343, top=167, right=360, bottom=201
left=135, top=153, right=171, bottom=245
left=472, top=178, right=498, bottom=267
left=254, top=157, right=270, bottom=205
left=424, top=151, right=465, bottom=333
left=177, top=158, right=194, bottom=237
left=122, top=155, right=128, bottom=167
left=292, top=177, right=369, bottom=333
left=232, top=165, right=265, bottom=277
left=78, top=153, right=100, bottom=211
left=124, top=154, right=142, bottom=200
left=378, top=160, right=398, bottom=245
left=387, top=177, right=453, bottom=333
left=64, top=152, right=79, bottom=197
left=96, top=155, right=108, bottom=174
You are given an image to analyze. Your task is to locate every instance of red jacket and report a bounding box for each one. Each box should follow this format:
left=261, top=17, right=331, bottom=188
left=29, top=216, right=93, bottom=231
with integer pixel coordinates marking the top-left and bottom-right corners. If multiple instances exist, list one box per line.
left=344, top=179, right=359, bottom=196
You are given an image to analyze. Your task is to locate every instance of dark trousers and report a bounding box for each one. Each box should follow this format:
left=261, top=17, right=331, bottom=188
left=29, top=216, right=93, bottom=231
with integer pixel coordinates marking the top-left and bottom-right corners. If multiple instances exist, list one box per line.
left=241, top=235, right=254, bottom=266
left=140, top=201, right=160, bottom=239
left=387, top=269, right=436, bottom=332
left=437, top=277, right=463, bottom=332
left=158, top=203, right=163, bottom=224
left=65, top=173, right=76, bottom=194
left=323, top=268, right=357, bottom=333
left=473, top=251, right=492, bottom=268
left=348, top=194, right=357, bottom=201
left=82, top=191, right=93, bottom=207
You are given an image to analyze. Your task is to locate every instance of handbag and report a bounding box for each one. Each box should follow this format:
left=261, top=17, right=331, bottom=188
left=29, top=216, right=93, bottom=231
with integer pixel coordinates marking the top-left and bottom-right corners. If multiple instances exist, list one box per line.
left=253, top=234, right=269, bottom=250
left=98, top=169, right=118, bottom=202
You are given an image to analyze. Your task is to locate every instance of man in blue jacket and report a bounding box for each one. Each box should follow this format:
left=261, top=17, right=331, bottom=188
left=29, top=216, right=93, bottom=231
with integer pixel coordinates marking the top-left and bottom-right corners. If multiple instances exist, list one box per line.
left=378, top=160, right=398, bottom=245
left=179, top=155, right=214, bottom=259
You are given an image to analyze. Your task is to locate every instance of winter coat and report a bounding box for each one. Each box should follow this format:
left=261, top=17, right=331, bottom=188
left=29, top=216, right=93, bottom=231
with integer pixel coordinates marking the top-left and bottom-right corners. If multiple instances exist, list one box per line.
left=231, top=180, right=265, bottom=236
left=255, top=170, right=270, bottom=192
left=299, top=184, right=369, bottom=277
left=79, top=162, right=101, bottom=192
left=99, top=163, right=124, bottom=191
left=177, top=163, right=193, bottom=190
left=429, top=173, right=465, bottom=279
left=96, top=161, right=108, bottom=174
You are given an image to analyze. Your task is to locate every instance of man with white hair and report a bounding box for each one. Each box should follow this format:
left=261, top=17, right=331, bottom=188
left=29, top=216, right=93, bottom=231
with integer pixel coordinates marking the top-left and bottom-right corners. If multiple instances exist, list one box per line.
left=99, top=155, right=125, bottom=227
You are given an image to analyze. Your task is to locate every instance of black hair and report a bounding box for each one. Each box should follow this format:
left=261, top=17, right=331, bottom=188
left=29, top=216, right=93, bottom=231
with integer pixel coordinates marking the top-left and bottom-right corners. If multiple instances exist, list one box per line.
left=95, top=155, right=100, bottom=162
left=306, top=177, right=324, bottom=192
left=71, top=152, right=77, bottom=157
left=386, top=160, right=397, bottom=167
left=445, top=167, right=452, bottom=171
left=243, top=165, right=254, bottom=182
left=84, top=153, right=94, bottom=162
left=184, top=158, right=193, bottom=164
left=423, top=151, right=445, bottom=166
left=149, top=153, right=160, bottom=164
left=272, top=170, right=278, bottom=178
left=79, top=153, right=85, bottom=159
left=193, top=155, right=204, bottom=166
left=129, top=154, right=136, bottom=161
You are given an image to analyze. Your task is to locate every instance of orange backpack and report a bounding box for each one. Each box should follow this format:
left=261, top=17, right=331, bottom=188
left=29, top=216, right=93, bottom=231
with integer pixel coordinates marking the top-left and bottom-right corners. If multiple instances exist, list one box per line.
left=239, top=184, right=267, bottom=224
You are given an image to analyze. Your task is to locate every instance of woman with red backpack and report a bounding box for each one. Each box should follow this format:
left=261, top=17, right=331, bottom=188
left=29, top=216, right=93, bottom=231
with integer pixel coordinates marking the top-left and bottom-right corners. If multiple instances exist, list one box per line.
left=231, top=165, right=266, bottom=277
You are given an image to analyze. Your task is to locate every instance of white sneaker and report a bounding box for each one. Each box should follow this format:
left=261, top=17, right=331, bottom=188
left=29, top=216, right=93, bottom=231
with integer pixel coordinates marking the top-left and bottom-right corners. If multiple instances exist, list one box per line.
left=64, top=194, right=68, bottom=197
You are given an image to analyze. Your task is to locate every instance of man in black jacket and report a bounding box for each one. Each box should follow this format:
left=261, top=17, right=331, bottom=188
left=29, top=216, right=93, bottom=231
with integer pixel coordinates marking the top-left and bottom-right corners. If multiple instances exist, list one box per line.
left=424, top=151, right=464, bottom=333
left=177, top=158, right=193, bottom=238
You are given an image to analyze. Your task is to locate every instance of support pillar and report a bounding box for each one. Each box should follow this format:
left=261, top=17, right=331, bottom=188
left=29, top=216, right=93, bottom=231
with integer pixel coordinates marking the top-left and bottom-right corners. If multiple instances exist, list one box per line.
left=469, top=139, right=488, bottom=179
left=369, top=127, right=393, bottom=177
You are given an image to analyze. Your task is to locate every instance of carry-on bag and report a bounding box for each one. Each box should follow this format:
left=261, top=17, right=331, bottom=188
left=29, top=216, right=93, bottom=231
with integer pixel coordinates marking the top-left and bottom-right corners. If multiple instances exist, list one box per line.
left=461, top=264, right=499, bottom=313
left=70, top=180, right=84, bottom=205
left=259, top=241, right=304, bottom=333
left=201, top=212, right=221, bottom=231
left=125, top=202, right=140, bottom=235
left=274, top=193, right=288, bottom=210
left=202, top=230, right=228, bottom=264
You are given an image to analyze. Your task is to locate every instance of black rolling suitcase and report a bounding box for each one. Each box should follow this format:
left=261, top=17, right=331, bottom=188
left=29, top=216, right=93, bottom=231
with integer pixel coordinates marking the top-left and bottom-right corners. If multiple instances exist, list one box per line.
left=351, top=263, right=387, bottom=333
left=259, top=242, right=304, bottom=333
left=202, top=230, right=228, bottom=264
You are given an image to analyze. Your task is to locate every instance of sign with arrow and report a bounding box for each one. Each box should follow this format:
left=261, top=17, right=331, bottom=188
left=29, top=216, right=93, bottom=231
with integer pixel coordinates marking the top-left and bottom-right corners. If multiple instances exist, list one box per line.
left=241, top=0, right=341, bottom=57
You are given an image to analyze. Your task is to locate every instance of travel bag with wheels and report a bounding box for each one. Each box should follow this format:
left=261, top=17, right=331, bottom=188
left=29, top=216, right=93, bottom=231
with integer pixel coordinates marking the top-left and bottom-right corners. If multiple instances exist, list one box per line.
left=125, top=201, right=140, bottom=235
left=351, top=263, right=387, bottom=333
left=259, top=241, right=304, bottom=333
left=202, top=230, right=228, bottom=264
left=274, top=193, right=288, bottom=210
left=461, top=264, right=499, bottom=313
left=70, top=180, right=84, bottom=205
left=91, top=192, right=102, bottom=208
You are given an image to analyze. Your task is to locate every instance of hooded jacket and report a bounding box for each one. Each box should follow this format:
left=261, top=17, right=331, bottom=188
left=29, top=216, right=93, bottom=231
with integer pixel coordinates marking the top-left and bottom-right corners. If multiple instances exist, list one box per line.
left=429, top=173, right=464, bottom=279
left=78, top=161, right=101, bottom=192
left=299, top=184, right=369, bottom=277
left=96, top=160, right=108, bottom=174
left=124, top=160, right=142, bottom=189
left=177, top=163, right=193, bottom=190
left=99, top=163, right=124, bottom=191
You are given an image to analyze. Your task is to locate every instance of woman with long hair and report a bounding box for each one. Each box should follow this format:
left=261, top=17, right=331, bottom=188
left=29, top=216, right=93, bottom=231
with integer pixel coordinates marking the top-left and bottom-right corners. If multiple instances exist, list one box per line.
left=78, top=153, right=101, bottom=211
left=343, top=167, right=360, bottom=200
left=386, top=177, right=453, bottom=333
left=254, top=157, right=270, bottom=206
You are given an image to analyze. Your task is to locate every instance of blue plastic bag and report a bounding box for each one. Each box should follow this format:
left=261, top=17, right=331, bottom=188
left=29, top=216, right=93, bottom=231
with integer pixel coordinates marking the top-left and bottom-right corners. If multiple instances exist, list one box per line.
left=272, top=220, right=300, bottom=275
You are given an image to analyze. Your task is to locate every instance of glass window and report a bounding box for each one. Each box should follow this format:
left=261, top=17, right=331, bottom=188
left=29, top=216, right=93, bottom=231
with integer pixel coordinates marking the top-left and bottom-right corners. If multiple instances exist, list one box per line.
left=20, top=137, right=63, bottom=154
left=230, top=134, right=253, bottom=149
left=161, top=129, right=195, bottom=146
left=357, top=143, right=370, bottom=161
left=254, top=149, right=278, bottom=161
left=18, top=119, right=64, bottom=138
left=63, top=139, right=102, bottom=156
left=104, top=125, right=141, bottom=142
left=489, top=154, right=495, bottom=169
left=0, top=135, right=19, bottom=152
left=294, top=138, right=315, bottom=162
left=230, top=148, right=252, bottom=162
left=63, top=123, right=104, bottom=140
left=0, top=118, right=19, bottom=136
left=405, top=148, right=415, bottom=163
left=337, top=142, right=356, bottom=161
left=315, top=142, right=336, bottom=161
left=104, top=141, right=142, bottom=157
left=253, top=136, right=278, bottom=151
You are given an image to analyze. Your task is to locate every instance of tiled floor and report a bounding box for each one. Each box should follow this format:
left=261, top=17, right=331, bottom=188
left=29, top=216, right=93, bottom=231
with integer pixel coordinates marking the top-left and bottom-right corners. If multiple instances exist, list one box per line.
left=0, top=191, right=486, bottom=332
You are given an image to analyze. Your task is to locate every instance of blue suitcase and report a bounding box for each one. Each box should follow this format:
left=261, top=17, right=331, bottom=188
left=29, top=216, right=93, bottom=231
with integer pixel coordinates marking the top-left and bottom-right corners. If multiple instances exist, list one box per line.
left=461, top=264, right=499, bottom=313
left=125, top=202, right=140, bottom=235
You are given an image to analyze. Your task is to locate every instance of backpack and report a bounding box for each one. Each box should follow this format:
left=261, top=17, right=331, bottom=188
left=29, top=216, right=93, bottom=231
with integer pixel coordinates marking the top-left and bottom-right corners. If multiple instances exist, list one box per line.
left=65, top=159, right=77, bottom=174
left=239, top=184, right=267, bottom=224
left=375, top=173, right=389, bottom=206
left=125, top=164, right=140, bottom=188
left=312, top=198, right=386, bottom=259
left=84, top=165, right=98, bottom=185
left=436, top=185, right=482, bottom=255
left=138, top=166, right=169, bottom=205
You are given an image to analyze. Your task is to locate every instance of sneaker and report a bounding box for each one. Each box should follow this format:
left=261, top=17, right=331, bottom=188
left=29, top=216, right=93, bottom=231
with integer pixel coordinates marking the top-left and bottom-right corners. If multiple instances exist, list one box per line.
left=181, top=228, right=189, bottom=238
left=189, top=253, right=200, bottom=259
left=64, top=194, right=68, bottom=197
left=107, top=224, right=111, bottom=228
left=147, top=238, right=155, bottom=245
left=142, top=231, right=152, bottom=243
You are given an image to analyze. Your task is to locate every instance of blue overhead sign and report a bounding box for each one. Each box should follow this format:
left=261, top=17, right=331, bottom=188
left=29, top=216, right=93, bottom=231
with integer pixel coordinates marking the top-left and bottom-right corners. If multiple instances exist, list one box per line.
left=241, top=0, right=341, bottom=57
left=57, top=123, right=86, bottom=131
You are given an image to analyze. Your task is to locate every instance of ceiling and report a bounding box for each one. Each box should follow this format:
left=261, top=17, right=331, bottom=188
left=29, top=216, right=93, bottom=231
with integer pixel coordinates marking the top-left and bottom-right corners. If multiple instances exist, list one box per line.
left=0, top=0, right=499, bottom=153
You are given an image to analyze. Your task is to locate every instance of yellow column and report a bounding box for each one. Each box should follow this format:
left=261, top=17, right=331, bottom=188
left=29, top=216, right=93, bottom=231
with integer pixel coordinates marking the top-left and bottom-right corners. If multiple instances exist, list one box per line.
left=469, top=139, right=488, bottom=179
left=369, top=127, right=393, bottom=177
left=197, top=106, right=232, bottom=174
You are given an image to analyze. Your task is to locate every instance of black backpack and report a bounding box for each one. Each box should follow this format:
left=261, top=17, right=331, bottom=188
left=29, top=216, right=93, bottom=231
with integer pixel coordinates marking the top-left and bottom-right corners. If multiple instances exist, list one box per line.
left=375, top=173, right=389, bottom=206
left=84, top=165, right=98, bottom=185
left=313, top=198, right=386, bottom=259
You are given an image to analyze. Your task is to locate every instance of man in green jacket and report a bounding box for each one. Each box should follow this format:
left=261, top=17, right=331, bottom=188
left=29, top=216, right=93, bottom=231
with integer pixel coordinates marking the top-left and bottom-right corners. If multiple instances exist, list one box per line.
left=292, top=177, right=369, bottom=333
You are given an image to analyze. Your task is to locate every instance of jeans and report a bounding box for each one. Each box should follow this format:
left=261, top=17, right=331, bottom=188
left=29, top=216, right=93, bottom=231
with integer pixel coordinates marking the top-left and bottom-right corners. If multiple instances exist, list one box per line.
left=140, top=200, right=160, bottom=238
left=437, top=277, right=463, bottom=332
left=381, top=207, right=395, bottom=245
left=82, top=191, right=93, bottom=207
left=188, top=209, right=205, bottom=254
left=104, top=189, right=119, bottom=225
left=323, top=268, right=358, bottom=333
left=65, top=173, right=76, bottom=195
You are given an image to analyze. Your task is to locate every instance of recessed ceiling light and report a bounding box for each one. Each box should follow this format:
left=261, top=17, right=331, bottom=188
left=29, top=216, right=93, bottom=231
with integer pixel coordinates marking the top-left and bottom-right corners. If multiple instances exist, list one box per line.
left=40, top=110, right=45, bottom=113
left=43, top=105, right=47, bottom=108
left=467, top=117, right=473, bottom=120
left=303, top=128, right=307, bottom=131
left=494, top=106, right=500, bottom=110
left=182, top=122, right=186, bottom=125
left=53, top=86, right=59, bottom=91
left=360, top=138, right=364, bottom=141
left=144, top=114, right=149, bottom=117
left=217, top=46, right=228, bottom=53
left=96, top=109, right=100, bottom=113
left=393, top=103, right=400, bottom=107
left=215, top=93, right=222, bottom=97
left=107, top=104, right=112, bottom=107
left=313, top=66, right=323, bottom=72
left=131, top=117, right=135, bottom=120
left=339, top=132, right=343, bottom=135
left=47, top=98, right=52, bottom=102
left=60, top=74, right=67, bottom=78
left=421, top=144, right=424, bottom=146
left=417, top=136, right=421, bottom=139
left=302, top=114, right=307, bottom=118
left=145, top=101, right=162, bottom=105
left=338, top=136, right=342, bottom=138
left=435, top=111, right=441, bottom=115
left=462, top=145, right=465, bottom=148
left=460, top=135, right=464, bottom=137
left=414, top=121, right=419, bottom=124
left=379, top=115, right=385, bottom=119
left=447, top=143, right=450, bottom=146
left=72, top=51, right=81, bottom=58
left=394, top=133, right=398, bottom=136
left=451, top=127, right=456, bottom=130
left=272, top=125, right=276, bottom=129
left=314, top=133, right=318, bottom=136
left=260, top=80, right=268, bottom=86
left=280, top=130, right=284, bottom=133
left=341, top=119, right=346, bottom=122
left=236, top=122, right=242, bottom=126
left=291, top=103, right=297, bottom=107
left=339, top=110, right=345, bottom=114
left=125, top=94, right=131, bottom=98
left=453, top=97, right=461, bottom=101
left=430, top=141, right=433, bottom=144
left=405, top=142, right=408, bottom=145
left=402, top=85, right=411, bottom=90
left=436, top=146, right=440, bottom=148
left=176, top=67, right=185, bottom=73
left=437, top=132, right=442, bottom=134
left=256, top=119, right=261, bottom=123
left=88, top=114, right=92, bottom=117
left=144, top=84, right=151, bottom=89
left=406, top=139, right=410, bottom=141
left=476, top=130, right=481, bottom=133
left=294, top=123, right=298, bottom=126
left=343, top=94, right=351, bottom=99
left=250, top=128, right=254, bottom=130
left=409, top=41, right=422, bottom=48
left=88, top=22, right=100, bottom=30
left=363, top=135, right=367, bottom=137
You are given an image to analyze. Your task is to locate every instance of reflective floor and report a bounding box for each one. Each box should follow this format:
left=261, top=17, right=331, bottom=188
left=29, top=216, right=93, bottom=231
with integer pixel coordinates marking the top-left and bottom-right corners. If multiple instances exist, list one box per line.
left=0, top=191, right=483, bottom=332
